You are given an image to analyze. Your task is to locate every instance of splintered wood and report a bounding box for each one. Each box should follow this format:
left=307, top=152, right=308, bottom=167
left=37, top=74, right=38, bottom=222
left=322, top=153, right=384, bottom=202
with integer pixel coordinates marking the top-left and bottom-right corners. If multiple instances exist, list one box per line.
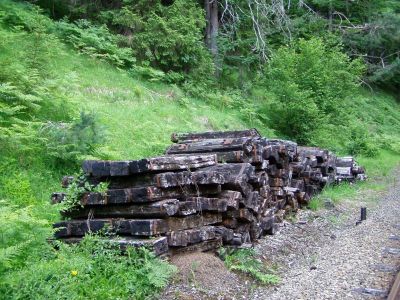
left=52, top=129, right=366, bottom=256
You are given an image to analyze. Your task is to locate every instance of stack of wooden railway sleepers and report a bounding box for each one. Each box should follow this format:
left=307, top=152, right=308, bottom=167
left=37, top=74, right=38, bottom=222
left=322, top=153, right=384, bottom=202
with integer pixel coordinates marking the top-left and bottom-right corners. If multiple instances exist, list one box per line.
left=52, top=154, right=233, bottom=256
left=335, top=156, right=366, bottom=182
left=289, top=147, right=337, bottom=205
left=166, top=131, right=303, bottom=243
left=51, top=129, right=366, bottom=255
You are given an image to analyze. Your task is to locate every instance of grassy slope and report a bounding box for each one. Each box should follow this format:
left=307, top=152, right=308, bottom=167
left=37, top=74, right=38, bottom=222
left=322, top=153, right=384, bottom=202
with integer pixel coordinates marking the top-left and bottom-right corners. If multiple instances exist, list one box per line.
left=54, top=50, right=251, bottom=159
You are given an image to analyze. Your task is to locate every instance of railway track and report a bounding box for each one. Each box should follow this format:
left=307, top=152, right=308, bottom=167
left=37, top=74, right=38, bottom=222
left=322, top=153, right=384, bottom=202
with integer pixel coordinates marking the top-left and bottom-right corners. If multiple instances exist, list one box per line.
left=355, top=226, right=400, bottom=299
left=388, top=269, right=400, bottom=300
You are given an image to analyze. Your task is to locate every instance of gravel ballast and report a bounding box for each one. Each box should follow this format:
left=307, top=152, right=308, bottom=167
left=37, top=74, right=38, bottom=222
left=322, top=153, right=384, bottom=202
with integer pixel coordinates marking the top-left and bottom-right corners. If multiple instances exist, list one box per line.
left=161, top=169, right=400, bottom=300
left=252, top=171, right=400, bottom=300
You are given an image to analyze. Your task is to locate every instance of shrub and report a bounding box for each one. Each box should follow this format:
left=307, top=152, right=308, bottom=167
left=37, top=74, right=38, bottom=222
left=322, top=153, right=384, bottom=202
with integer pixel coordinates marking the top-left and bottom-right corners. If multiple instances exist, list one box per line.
left=62, top=173, right=108, bottom=211
left=262, top=38, right=365, bottom=144
left=54, top=18, right=135, bottom=68
left=345, top=123, right=379, bottom=157
left=220, top=248, right=280, bottom=285
left=105, top=0, right=213, bottom=77
left=0, top=235, right=176, bottom=300
left=40, top=112, right=104, bottom=165
left=0, top=204, right=52, bottom=274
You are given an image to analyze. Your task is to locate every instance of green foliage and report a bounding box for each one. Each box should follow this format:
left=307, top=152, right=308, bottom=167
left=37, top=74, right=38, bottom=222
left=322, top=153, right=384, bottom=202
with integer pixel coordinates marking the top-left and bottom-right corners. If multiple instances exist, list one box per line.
left=54, top=18, right=135, bottom=68
left=261, top=38, right=365, bottom=144
left=220, top=248, right=280, bottom=285
left=0, top=82, right=41, bottom=131
left=0, top=204, right=52, bottom=274
left=101, top=0, right=214, bottom=77
left=345, top=123, right=379, bottom=157
left=62, top=174, right=108, bottom=211
left=40, top=112, right=104, bottom=165
left=0, top=164, right=56, bottom=276
left=0, top=0, right=52, bottom=32
left=0, top=0, right=77, bottom=155
left=305, top=0, right=400, bottom=89
left=0, top=234, right=176, bottom=300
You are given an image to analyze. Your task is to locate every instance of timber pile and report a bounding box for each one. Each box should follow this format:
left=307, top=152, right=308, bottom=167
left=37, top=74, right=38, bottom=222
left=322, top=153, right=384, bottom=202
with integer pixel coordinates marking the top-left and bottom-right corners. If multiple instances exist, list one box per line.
left=51, top=129, right=366, bottom=256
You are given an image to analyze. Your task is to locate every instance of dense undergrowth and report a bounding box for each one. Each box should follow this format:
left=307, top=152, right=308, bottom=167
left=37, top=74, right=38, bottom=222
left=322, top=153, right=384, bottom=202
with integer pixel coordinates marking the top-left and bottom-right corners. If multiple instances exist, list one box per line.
left=0, top=1, right=399, bottom=299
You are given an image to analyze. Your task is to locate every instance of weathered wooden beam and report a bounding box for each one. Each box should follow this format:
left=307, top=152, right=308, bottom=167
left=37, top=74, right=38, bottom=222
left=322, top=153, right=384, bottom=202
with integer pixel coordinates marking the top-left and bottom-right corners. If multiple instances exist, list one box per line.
left=184, top=197, right=228, bottom=212
left=222, top=217, right=238, bottom=229
left=203, top=163, right=256, bottom=196
left=291, top=179, right=305, bottom=191
left=166, top=213, right=222, bottom=232
left=233, top=224, right=251, bottom=244
left=169, top=237, right=223, bottom=255
left=249, top=171, right=268, bottom=187
left=226, top=208, right=256, bottom=223
left=154, top=170, right=224, bottom=188
left=219, top=190, right=242, bottom=210
left=61, top=199, right=180, bottom=219
left=216, top=150, right=246, bottom=163
left=213, top=226, right=234, bottom=243
left=54, top=219, right=169, bottom=238
left=268, top=178, right=285, bottom=187
left=170, top=129, right=261, bottom=143
left=82, top=154, right=217, bottom=177
left=52, top=185, right=222, bottom=206
left=57, top=236, right=169, bottom=256
left=54, top=213, right=222, bottom=238
left=165, top=138, right=254, bottom=155
left=270, top=187, right=284, bottom=197
left=260, top=215, right=275, bottom=234
left=336, top=156, right=354, bottom=168
left=297, top=147, right=329, bottom=163
left=240, top=191, right=261, bottom=213
left=79, top=169, right=224, bottom=190
left=166, top=226, right=216, bottom=247
left=177, top=197, right=228, bottom=215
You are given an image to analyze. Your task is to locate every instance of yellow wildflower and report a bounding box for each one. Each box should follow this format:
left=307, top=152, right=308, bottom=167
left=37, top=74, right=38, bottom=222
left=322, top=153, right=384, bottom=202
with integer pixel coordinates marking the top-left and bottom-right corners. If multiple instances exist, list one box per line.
left=71, top=270, right=78, bottom=276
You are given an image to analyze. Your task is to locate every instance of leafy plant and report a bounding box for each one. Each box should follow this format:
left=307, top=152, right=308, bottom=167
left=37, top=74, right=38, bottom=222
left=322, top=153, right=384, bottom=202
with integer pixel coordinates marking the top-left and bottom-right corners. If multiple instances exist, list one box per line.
left=1, top=234, right=176, bottom=300
left=54, top=18, right=135, bottom=68
left=261, top=38, right=365, bottom=144
left=220, top=248, right=280, bottom=285
left=0, top=204, right=51, bottom=274
left=40, top=111, right=104, bottom=165
left=62, top=173, right=109, bottom=211
left=104, top=0, right=213, bottom=77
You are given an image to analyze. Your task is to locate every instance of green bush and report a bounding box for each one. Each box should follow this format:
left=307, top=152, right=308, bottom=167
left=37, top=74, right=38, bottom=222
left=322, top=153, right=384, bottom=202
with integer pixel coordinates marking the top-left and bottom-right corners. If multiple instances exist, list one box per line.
left=0, top=204, right=52, bottom=274
left=345, top=123, right=379, bottom=157
left=220, top=248, right=280, bottom=285
left=54, top=18, right=135, bottom=68
left=0, top=1, right=76, bottom=149
left=104, top=0, right=213, bottom=77
left=40, top=112, right=104, bottom=165
left=0, top=233, right=176, bottom=300
left=261, top=38, right=365, bottom=144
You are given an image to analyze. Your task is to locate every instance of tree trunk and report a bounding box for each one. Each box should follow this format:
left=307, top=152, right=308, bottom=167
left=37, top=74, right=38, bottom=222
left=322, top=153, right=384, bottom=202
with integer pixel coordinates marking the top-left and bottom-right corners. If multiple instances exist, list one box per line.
left=205, top=0, right=219, bottom=74
left=210, top=1, right=219, bottom=57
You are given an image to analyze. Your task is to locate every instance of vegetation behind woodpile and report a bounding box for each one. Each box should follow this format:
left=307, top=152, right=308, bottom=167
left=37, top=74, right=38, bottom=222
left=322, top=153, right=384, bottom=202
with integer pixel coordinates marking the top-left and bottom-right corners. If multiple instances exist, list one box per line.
left=0, top=1, right=399, bottom=299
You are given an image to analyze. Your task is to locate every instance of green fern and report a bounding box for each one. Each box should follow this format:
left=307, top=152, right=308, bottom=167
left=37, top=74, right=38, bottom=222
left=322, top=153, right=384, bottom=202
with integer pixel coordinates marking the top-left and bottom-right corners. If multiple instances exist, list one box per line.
left=0, top=241, right=31, bottom=272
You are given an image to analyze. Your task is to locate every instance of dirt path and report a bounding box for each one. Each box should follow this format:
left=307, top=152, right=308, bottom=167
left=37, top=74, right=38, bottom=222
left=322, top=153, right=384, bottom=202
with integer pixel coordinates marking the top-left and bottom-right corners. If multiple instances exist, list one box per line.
left=161, top=169, right=400, bottom=300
